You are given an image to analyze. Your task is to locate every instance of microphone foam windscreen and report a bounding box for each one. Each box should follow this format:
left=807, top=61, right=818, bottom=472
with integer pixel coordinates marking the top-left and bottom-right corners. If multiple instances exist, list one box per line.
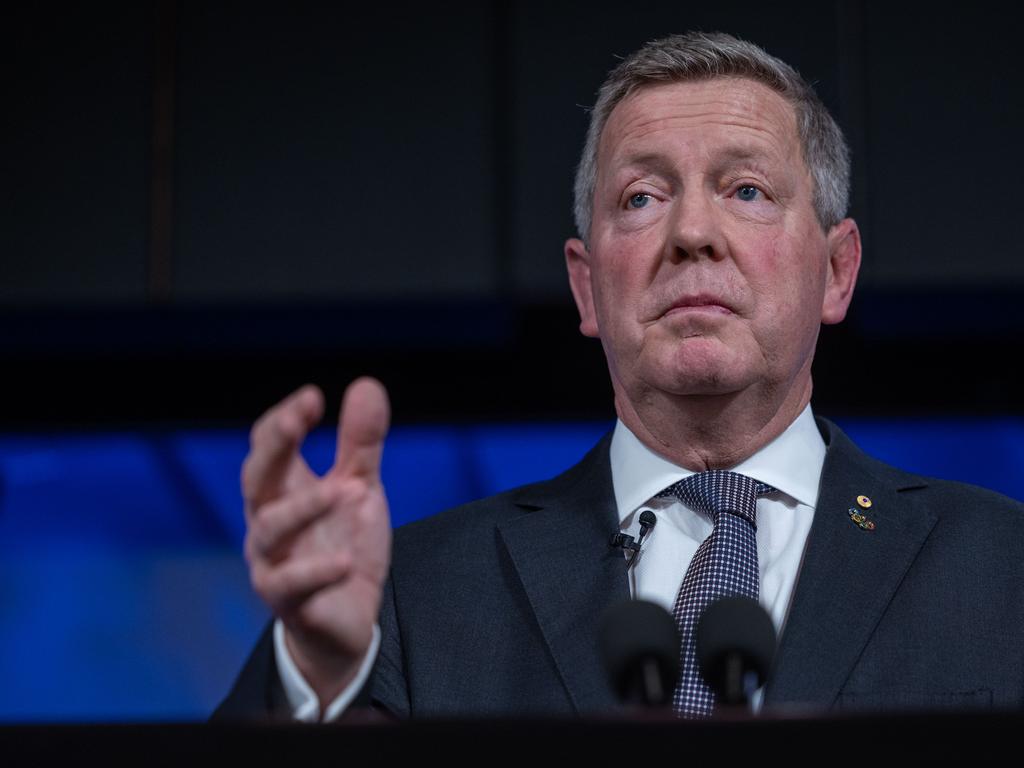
left=695, top=596, right=777, bottom=694
left=599, top=599, right=681, bottom=704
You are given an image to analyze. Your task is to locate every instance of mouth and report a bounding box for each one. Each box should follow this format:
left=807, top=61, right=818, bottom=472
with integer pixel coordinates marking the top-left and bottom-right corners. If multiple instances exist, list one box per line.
left=662, top=294, right=735, bottom=318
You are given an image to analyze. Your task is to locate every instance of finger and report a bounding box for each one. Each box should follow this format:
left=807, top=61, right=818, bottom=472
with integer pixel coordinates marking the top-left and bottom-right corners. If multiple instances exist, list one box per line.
left=247, top=480, right=339, bottom=561
left=242, top=384, right=325, bottom=507
left=251, top=551, right=352, bottom=614
left=333, top=376, right=390, bottom=482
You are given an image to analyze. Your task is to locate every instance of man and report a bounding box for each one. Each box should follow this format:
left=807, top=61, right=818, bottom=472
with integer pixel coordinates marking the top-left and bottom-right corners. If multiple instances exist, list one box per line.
left=216, top=32, right=1024, bottom=720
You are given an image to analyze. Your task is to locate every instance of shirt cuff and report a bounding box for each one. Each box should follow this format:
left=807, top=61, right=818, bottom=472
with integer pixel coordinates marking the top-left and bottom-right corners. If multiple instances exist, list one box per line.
left=273, top=618, right=381, bottom=722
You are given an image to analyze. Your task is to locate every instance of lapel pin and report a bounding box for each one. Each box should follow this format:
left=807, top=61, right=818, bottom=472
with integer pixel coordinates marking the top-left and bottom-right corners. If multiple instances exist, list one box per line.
left=856, top=495, right=872, bottom=508
left=848, top=506, right=876, bottom=531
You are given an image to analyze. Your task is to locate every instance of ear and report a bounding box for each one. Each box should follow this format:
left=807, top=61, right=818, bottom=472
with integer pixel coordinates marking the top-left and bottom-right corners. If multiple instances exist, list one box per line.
left=565, top=237, right=600, bottom=338
left=821, top=218, right=862, bottom=325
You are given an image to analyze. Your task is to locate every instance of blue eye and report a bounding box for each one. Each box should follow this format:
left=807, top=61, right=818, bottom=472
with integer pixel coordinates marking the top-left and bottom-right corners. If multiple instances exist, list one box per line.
left=736, top=185, right=761, bottom=202
left=628, top=193, right=651, bottom=209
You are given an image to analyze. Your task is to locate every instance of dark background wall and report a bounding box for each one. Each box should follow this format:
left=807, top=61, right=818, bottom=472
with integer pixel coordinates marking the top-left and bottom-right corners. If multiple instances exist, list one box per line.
left=4, top=0, right=1021, bottom=427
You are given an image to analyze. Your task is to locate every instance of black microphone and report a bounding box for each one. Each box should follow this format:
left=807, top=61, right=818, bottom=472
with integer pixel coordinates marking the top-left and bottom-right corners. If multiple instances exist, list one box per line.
left=695, top=596, right=777, bottom=710
left=609, top=509, right=658, bottom=569
left=599, top=599, right=680, bottom=708
left=637, top=509, right=656, bottom=539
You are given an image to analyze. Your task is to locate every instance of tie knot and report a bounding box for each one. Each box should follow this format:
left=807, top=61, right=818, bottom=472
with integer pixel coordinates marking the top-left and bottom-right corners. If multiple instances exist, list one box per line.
left=661, top=470, right=774, bottom=527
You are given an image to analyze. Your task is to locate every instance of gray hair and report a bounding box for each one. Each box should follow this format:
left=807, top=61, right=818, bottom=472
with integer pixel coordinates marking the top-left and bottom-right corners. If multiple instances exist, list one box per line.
left=572, top=31, right=850, bottom=241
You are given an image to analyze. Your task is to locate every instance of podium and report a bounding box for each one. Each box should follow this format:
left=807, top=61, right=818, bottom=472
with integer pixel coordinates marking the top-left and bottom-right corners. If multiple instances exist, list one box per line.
left=2, top=712, right=1016, bottom=764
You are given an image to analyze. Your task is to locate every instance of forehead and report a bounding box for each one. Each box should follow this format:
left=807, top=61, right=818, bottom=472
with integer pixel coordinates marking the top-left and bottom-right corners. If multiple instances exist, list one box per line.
left=598, top=77, right=803, bottom=173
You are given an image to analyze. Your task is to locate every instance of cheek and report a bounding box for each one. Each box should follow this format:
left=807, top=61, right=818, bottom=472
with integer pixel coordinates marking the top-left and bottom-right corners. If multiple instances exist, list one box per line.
left=592, top=264, right=635, bottom=338
left=761, top=219, right=829, bottom=292
left=591, top=235, right=655, bottom=320
left=759, top=233, right=829, bottom=339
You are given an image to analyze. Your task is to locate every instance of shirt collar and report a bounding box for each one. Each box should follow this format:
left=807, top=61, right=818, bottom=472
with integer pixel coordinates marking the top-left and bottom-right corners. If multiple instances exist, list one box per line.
left=609, top=404, right=826, bottom=525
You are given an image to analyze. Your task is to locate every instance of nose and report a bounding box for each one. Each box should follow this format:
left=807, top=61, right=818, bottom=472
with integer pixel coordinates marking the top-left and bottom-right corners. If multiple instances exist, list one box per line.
left=667, top=188, right=726, bottom=263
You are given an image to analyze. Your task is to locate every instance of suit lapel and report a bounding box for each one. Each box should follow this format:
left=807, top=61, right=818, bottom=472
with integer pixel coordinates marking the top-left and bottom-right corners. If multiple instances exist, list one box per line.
left=764, top=418, right=936, bottom=710
left=496, top=434, right=630, bottom=714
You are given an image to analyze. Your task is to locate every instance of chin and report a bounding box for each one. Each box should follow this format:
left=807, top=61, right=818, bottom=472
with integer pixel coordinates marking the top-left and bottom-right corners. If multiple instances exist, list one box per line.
left=642, top=351, right=759, bottom=398
left=639, top=367, right=746, bottom=398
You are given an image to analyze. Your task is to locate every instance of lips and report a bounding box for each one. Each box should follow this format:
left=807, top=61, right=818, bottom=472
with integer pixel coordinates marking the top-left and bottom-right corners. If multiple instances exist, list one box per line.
left=663, top=294, right=735, bottom=317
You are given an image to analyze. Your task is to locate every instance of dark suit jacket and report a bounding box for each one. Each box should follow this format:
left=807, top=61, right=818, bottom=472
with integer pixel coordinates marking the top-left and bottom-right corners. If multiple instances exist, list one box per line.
left=215, top=418, right=1024, bottom=719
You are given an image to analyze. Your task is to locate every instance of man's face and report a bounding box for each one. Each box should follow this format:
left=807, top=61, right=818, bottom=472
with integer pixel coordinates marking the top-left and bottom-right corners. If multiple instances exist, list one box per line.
left=566, top=77, right=860, bottom=411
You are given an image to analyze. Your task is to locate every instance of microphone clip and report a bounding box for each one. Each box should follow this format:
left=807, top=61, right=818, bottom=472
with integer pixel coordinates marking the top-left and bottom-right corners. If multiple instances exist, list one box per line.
left=610, top=532, right=641, bottom=557
left=610, top=510, right=657, bottom=569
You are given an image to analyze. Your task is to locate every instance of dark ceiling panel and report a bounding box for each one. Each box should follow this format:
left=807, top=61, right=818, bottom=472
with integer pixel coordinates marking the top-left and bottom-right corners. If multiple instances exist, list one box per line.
left=172, top=2, right=498, bottom=300
left=1, top=5, right=152, bottom=305
left=863, top=7, right=1024, bottom=286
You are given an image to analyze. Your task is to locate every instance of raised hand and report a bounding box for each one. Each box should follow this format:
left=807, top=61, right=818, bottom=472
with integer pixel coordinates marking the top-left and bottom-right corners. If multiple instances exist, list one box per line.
left=242, top=377, right=392, bottom=706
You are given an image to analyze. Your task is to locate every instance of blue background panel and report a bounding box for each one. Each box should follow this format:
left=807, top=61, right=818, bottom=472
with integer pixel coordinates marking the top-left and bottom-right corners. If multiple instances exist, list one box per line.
left=839, top=419, right=1024, bottom=501
left=0, top=419, right=1021, bottom=721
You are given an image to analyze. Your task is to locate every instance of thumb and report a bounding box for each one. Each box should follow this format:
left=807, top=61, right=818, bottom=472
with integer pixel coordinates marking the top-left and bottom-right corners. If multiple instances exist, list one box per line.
left=332, top=376, right=390, bottom=482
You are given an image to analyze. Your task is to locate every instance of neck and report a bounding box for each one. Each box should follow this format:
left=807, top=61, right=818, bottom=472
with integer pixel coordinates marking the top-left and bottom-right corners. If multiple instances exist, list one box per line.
left=615, top=373, right=813, bottom=471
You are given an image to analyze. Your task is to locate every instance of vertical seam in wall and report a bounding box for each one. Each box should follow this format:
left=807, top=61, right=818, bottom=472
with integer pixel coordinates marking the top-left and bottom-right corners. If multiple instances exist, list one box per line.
left=835, top=0, right=872, bottom=282
left=148, top=0, right=177, bottom=303
left=490, top=0, right=515, bottom=300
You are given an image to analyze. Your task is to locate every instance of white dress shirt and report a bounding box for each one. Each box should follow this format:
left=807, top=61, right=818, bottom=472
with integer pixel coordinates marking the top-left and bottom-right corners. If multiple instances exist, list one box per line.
left=277, top=404, right=826, bottom=719
left=613, top=403, right=823, bottom=634
left=274, top=617, right=380, bottom=722
left=611, top=404, right=825, bottom=709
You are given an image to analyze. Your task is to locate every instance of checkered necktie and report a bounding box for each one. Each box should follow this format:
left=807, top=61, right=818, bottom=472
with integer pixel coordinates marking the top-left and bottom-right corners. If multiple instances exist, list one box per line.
left=661, top=470, right=775, bottom=718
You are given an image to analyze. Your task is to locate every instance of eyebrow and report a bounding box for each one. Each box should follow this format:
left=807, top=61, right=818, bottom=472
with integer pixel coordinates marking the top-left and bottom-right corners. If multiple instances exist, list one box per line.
left=715, top=146, right=772, bottom=164
left=713, top=145, right=788, bottom=173
left=612, top=147, right=781, bottom=182
left=613, top=152, right=679, bottom=179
